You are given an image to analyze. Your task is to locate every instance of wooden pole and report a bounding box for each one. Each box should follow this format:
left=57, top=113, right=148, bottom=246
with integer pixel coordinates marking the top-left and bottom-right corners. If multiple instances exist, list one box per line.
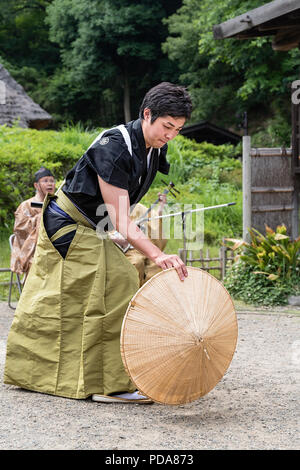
left=243, top=135, right=251, bottom=242
left=291, top=98, right=299, bottom=240
left=220, top=238, right=227, bottom=280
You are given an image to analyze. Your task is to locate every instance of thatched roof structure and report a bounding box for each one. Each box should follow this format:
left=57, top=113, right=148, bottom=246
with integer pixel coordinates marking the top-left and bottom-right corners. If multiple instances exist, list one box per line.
left=0, top=64, right=51, bottom=129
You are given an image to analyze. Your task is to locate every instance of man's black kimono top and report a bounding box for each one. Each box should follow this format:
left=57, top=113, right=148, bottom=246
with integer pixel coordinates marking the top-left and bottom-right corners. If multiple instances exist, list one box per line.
left=63, top=118, right=170, bottom=226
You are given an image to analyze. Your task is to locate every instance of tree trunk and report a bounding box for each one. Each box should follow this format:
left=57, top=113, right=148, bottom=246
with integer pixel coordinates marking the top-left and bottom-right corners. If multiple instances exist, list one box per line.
left=123, top=67, right=131, bottom=123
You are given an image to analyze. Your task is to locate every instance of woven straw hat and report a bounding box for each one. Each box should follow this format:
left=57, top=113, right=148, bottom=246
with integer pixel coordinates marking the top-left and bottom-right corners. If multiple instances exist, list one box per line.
left=120, top=267, right=238, bottom=405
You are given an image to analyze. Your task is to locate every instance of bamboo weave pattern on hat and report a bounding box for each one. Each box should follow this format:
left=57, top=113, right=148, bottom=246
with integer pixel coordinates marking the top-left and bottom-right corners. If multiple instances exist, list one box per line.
left=121, top=267, right=238, bottom=405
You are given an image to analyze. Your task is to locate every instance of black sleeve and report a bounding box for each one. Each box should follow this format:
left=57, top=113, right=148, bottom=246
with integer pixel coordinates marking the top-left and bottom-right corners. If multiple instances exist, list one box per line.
left=84, top=130, right=132, bottom=191
left=158, top=144, right=170, bottom=175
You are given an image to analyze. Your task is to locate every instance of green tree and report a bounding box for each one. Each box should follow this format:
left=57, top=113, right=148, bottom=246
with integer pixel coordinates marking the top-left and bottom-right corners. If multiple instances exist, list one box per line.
left=0, top=0, right=182, bottom=128
left=46, top=0, right=182, bottom=124
left=163, top=0, right=300, bottom=135
left=0, top=0, right=59, bottom=73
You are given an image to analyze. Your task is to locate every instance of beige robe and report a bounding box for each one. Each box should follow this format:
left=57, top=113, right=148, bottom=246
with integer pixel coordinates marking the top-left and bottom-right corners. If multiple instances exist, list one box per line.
left=126, top=203, right=167, bottom=286
left=10, top=197, right=42, bottom=276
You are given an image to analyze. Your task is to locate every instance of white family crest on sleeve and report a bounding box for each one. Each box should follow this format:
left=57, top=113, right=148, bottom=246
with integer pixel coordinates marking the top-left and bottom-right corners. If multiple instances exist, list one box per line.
left=99, top=137, right=110, bottom=145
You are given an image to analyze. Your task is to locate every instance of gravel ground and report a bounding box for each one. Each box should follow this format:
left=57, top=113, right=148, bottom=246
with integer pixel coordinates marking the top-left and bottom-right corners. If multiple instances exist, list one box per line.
left=0, top=301, right=299, bottom=451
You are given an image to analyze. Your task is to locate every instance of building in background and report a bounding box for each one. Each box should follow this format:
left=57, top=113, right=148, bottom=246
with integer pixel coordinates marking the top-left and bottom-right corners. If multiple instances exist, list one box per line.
left=0, top=64, right=51, bottom=129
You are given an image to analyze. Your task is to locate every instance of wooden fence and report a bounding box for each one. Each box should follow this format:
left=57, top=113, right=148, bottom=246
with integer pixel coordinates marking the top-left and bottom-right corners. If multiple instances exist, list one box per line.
left=243, top=139, right=299, bottom=240
left=1, top=245, right=236, bottom=294
left=178, top=242, right=236, bottom=280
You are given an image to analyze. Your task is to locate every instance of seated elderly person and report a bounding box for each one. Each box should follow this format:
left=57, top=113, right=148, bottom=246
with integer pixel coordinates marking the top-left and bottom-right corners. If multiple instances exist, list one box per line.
left=10, top=167, right=55, bottom=278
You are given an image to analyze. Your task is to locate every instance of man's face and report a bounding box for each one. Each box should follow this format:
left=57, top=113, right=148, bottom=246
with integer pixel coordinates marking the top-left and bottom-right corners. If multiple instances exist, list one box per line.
left=35, top=176, right=56, bottom=197
left=142, top=108, right=186, bottom=149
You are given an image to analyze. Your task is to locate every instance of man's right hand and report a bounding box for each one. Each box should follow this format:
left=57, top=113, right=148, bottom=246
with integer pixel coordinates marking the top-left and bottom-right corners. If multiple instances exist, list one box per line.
left=152, top=253, right=188, bottom=282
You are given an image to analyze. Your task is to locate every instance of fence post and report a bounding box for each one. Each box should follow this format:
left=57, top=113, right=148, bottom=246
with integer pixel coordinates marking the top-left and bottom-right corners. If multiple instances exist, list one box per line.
left=220, top=242, right=227, bottom=280
left=199, top=249, right=204, bottom=269
left=178, top=248, right=187, bottom=265
left=243, top=135, right=251, bottom=243
left=206, top=248, right=210, bottom=271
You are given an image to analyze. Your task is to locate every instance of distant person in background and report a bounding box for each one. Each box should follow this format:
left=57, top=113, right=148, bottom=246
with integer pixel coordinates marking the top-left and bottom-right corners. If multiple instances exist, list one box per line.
left=10, top=167, right=55, bottom=278
left=125, top=192, right=168, bottom=286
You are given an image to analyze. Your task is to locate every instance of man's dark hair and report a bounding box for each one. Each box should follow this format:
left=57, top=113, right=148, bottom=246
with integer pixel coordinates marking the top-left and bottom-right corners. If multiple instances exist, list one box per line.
left=139, top=82, right=192, bottom=123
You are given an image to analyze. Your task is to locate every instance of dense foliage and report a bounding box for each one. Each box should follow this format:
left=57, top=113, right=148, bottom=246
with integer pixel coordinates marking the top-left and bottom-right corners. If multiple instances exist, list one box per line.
left=0, top=124, right=96, bottom=225
left=163, top=0, right=300, bottom=144
left=0, top=0, right=181, bottom=127
left=0, top=125, right=242, bottom=245
left=1, top=0, right=299, bottom=143
left=224, top=226, right=300, bottom=305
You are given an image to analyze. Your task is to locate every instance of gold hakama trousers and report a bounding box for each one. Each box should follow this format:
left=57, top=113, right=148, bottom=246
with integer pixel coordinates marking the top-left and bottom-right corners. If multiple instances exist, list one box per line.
left=4, top=192, right=139, bottom=399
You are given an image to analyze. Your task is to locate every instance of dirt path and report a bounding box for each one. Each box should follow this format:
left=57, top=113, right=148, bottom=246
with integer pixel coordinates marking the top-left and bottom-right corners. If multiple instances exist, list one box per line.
left=0, top=301, right=299, bottom=450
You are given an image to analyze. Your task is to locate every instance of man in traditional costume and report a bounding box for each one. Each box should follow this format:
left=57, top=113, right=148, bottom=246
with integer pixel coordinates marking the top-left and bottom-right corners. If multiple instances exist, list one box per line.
left=10, top=167, right=55, bottom=279
left=4, top=82, right=192, bottom=404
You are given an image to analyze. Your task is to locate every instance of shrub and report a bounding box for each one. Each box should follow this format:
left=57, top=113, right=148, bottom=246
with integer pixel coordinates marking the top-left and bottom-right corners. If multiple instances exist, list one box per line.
left=224, top=225, right=300, bottom=306
left=164, top=136, right=240, bottom=185
left=0, top=124, right=99, bottom=225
